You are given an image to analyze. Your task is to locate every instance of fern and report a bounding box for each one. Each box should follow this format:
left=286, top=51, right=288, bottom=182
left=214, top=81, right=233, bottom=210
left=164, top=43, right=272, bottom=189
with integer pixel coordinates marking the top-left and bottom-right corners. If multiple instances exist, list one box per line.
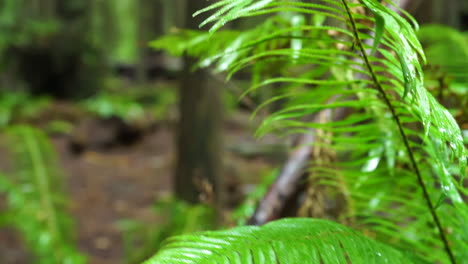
left=150, top=0, right=468, bottom=263
left=144, top=218, right=430, bottom=264
left=119, top=196, right=216, bottom=264
left=0, top=125, right=86, bottom=264
left=0, top=91, right=51, bottom=127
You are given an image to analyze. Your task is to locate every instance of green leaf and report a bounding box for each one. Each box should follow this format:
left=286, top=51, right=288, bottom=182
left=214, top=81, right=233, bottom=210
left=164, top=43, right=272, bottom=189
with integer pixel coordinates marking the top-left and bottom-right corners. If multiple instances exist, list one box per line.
left=369, top=10, right=385, bottom=55
left=0, top=125, right=86, bottom=264
left=143, top=218, right=424, bottom=264
left=153, top=0, right=468, bottom=262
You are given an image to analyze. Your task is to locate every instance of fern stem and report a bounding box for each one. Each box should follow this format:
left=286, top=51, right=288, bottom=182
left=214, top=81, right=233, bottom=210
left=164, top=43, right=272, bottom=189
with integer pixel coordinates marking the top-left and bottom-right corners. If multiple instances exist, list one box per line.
left=23, top=129, right=60, bottom=242
left=340, top=1, right=456, bottom=263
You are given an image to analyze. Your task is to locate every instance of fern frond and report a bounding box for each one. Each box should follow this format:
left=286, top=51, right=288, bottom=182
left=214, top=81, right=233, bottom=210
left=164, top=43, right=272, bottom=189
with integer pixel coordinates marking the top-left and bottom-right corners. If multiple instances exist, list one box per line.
left=151, top=0, right=468, bottom=263
left=144, top=218, right=428, bottom=264
left=0, top=125, right=86, bottom=264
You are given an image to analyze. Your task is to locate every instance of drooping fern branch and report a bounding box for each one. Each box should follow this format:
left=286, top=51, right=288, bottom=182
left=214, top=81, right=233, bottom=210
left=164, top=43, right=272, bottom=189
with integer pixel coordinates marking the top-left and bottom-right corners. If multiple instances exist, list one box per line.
left=0, top=125, right=86, bottom=264
left=341, top=1, right=456, bottom=262
left=150, top=0, right=468, bottom=263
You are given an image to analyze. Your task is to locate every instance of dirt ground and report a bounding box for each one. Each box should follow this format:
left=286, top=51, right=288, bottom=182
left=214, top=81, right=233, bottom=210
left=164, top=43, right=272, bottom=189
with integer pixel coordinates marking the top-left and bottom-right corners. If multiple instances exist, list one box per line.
left=0, top=109, right=282, bottom=264
left=58, top=125, right=175, bottom=264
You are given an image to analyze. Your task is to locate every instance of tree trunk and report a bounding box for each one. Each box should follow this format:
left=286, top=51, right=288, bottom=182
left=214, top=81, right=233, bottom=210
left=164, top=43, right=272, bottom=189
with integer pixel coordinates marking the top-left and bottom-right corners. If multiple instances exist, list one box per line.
left=174, top=0, right=223, bottom=205
left=414, top=0, right=461, bottom=28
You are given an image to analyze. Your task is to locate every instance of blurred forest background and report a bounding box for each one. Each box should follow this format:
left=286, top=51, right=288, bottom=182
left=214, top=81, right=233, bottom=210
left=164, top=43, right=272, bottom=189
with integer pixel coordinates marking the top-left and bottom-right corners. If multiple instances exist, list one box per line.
left=0, top=0, right=467, bottom=264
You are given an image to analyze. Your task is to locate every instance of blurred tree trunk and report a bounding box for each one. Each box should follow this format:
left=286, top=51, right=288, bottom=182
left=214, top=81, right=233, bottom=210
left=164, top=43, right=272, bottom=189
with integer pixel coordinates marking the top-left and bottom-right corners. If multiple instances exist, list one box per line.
left=135, top=0, right=159, bottom=84
left=162, top=0, right=186, bottom=31
left=175, top=0, right=223, bottom=206
left=413, top=0, right=461, bottom=28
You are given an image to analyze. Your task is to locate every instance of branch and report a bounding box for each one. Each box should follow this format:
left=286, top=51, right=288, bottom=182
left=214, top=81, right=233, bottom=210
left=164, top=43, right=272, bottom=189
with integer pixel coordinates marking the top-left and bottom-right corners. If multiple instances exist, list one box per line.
left=248, top=105, right=348, bottom=225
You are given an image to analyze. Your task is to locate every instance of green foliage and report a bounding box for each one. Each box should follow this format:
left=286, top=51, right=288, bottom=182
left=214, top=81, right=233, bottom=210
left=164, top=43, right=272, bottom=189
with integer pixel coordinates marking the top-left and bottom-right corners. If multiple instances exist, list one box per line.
left=0, top=125, right=86, bottom=264
left=81, top=86, right=176, bottom=122
left=151, top=29, right=240, bottom=70
left=119, top=197, right=216, bottom=264
left=418, top=24, right=468, bottom=122
left=144, top=218, right=429, bottom=264
left=107, top=0, right=139, bottom=63
left=417, top=24, right=468, bottom=85
left=0, top=1, right=106, bottom=98
left=81, top=92, right=146, bottom=122
left=0, top=91, right=51, bottom=128
left=0, top=0, right=59, bottom=52
left=150, top=15, right=296, bottom=77
left=151, top=0, right=468, bottom=263
left=231, top=168, right=277, bottom=225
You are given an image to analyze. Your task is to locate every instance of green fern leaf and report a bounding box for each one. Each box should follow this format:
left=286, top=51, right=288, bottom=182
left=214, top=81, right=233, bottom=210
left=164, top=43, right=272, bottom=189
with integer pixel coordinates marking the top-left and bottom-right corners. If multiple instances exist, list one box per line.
left=143, top=218, right=426, bottom=264
left=151, top=0, right=468, bottom=262
left=0, top=125, right=86, bottom=264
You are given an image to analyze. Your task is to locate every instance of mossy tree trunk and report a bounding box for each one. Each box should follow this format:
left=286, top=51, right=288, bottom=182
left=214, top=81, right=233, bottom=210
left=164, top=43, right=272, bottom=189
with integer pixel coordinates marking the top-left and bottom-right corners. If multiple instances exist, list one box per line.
left=174, top=0, right=223, bottom=206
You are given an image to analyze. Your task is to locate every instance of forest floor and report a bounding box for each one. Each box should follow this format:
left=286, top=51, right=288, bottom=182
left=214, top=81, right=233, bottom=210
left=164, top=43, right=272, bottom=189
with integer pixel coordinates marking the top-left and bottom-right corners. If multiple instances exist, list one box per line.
left=0, top=100, right=285, bottom=264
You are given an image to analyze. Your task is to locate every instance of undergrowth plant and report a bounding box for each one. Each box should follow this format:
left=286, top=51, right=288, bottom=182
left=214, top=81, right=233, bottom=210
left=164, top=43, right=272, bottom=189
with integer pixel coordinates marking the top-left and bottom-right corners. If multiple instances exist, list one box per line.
left=119, top=196, right=216, bottom=264
left=147, top=0, right=468, bottom=263
left=0, top=91, right=51, bottom=128
left=0, top=125, right=86, bottom=264
left=417, top=24, right=468, bottom=122
left=81, top=86, right=177, bottom=122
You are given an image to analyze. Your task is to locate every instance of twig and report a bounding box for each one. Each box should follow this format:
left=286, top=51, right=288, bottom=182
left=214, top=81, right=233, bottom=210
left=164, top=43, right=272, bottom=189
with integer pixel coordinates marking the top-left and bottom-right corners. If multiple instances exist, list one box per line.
left=208, top=73, right=260, bottom=112
left=248, top=106, right=348, bottom=225
left=247, top=128, right=314, bottom=225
